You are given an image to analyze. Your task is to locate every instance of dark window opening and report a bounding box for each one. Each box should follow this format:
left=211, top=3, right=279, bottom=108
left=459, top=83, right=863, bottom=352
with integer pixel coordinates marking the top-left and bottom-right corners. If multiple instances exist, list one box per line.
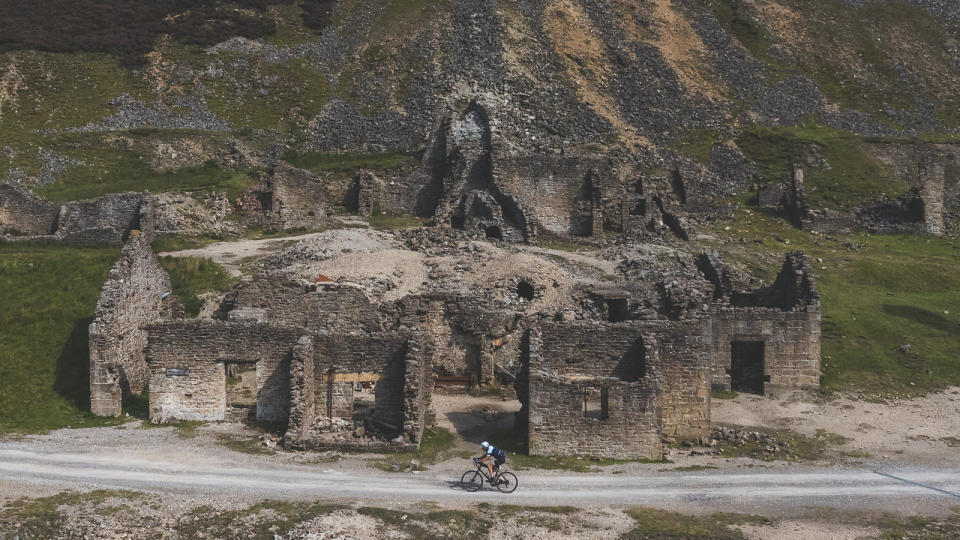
left=584, top=387, right=609, bottom=420
left=630, top=198, right=646, bottom=216
left=307, top=211, right=315, bottom=217
left=485, top=225, right=502, bottom=240
left=614, top=338, right=645, bottom=382
left=607, top=298, right=629, bottom=322
left=517, top=280, right=535, bottom=301
left=730, top=341, right=765, bottom=395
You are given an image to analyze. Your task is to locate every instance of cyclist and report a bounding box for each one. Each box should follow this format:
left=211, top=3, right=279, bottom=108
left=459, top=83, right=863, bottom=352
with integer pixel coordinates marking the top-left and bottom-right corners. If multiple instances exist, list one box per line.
left=477, top=441, right=506, bottom=482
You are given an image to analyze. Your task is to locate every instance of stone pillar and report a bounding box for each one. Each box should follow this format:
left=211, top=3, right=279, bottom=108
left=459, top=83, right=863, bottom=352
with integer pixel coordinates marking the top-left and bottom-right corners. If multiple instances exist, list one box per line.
left=919, top=153, right=945, bottom=236
left=356, top=171, right=376, bottom=218
left=286, top=336, right=315, bottom=444
left=590, top=173, right=603, bottom=238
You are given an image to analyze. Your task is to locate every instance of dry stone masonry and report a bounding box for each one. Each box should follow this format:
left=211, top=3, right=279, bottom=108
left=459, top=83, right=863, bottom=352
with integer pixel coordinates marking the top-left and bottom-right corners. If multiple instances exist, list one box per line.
left=89, top=235, right=173, bottom=416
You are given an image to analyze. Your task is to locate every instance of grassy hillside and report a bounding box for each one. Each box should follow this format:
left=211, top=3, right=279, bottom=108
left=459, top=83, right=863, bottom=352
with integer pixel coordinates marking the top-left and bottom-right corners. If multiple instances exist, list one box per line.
left=705, top=208, right=960, bottom=397
left=0, top=243, right=121, bottom=432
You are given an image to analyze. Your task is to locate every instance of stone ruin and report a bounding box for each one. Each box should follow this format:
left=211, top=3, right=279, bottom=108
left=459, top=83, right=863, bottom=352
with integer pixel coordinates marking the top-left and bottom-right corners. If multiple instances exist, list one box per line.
left=0, top=184, right=153, bottom=244
left=758, top=145, right=958, bottom=236
left=88, top=232, right=821, bottom=459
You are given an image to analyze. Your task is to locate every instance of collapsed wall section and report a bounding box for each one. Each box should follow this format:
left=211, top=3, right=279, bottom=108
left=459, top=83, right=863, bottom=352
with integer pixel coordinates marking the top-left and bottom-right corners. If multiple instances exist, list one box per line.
left=144, top=320, right=305, bottom=423
left=526, top=320, right=710, bottom=459
left=0, top=184, right=151, bottom=244
left=223, top=276, right=382, bottom=335
left=0, top=184, right=60, bottom=236
left=710, top=252, right=821, bottom=394
left=89, top=235, right=172, bottom=416
left=286, top=331, right=429, bottom=450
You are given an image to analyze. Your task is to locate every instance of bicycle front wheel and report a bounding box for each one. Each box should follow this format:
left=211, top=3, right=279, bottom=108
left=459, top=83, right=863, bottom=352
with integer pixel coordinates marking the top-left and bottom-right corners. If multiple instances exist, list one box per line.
left=461, top=470, right=483, bottom=492
left=496, top=472, right=518, bottom=493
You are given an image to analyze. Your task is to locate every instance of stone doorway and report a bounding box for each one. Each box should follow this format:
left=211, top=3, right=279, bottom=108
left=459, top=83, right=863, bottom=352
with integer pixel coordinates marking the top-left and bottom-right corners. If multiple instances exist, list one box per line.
left=224, top=361, right=257, bottom=421
left=730, top=341, right=765, bottom=395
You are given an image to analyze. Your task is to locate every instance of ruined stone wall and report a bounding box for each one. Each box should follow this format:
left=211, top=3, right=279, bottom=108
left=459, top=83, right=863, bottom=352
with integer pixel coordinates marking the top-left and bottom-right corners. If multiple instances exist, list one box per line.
left=712, top=252, right=822, bottom=394
left=225, top=276, right=382, bottom=335
left=240, top=163, right=327, bottom=230
left=527, top=320, right=710, bottom=458
left=0, top=184, right=150, bottom=244
left=0, top=184, right=60, bottom=235
left=89, top=235, right=172, bottom=416
left=496, top=156, right=611, bottom=237
left=708, top=307, right=821, bottom=394
left=59, top=192, right=150, bottom=244
left=286, top=336, right=316, bottom=443
left=145, top=321, right=304, bottom=423
left=526, top=325, right=662, bottom=459
left=311, top=333, right=425, bottom=437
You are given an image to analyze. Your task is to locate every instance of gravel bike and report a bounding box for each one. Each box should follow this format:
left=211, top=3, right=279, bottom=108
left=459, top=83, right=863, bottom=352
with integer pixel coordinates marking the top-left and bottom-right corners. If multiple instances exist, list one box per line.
left=460, top=458, right=518, bottom=493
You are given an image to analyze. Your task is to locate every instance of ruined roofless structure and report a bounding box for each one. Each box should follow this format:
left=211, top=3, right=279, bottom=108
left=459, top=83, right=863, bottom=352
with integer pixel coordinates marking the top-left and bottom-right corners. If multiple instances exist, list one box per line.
left=88, top=232, right=820, bottom=459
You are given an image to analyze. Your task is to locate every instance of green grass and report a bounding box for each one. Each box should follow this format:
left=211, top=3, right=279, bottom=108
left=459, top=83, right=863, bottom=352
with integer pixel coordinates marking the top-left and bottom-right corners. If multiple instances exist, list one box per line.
left=670, top=129, right=724, bottom=164
left=0, top=490, right=144, bottom=538
left=157, top=256, right=235, bottom=317
left=151, top=234, right=228, bottom=253
left=36, top=157, right=256, bottom=202
left=284, top=151, right=417, bottom=175
left=0, top=243, right=128, bottom=432
left=376, top=426, right=456, bottom=471
left=734, top=124, right=906, bottom=210
left=709, top=0, right=957, bottom=128
left=704, top=208, right=960, bottom=396
left=621, top=507, right=768, bottom=539
left=368, top=211, right=425, bottom=230
left=713, top=425, right=849, bottom=462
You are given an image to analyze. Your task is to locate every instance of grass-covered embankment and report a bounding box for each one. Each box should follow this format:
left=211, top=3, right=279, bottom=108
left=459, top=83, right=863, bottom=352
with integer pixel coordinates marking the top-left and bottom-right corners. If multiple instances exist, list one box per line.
left=0, top=243, right=121, bottom=432
left=157, top=256, right=235, bottom=318
left=705, top=207, right=960, bottom=397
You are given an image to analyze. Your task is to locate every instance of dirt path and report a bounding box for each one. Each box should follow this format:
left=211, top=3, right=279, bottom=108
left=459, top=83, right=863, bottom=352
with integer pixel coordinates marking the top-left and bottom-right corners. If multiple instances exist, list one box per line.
left=711, top=387, right=960, bottom=466
left=0, top=446, right=957, bottom=513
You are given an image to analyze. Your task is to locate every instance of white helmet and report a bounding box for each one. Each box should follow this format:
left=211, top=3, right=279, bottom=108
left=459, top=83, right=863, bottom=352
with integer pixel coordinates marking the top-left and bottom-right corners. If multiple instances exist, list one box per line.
left=480, top=441, right=489, bottom=448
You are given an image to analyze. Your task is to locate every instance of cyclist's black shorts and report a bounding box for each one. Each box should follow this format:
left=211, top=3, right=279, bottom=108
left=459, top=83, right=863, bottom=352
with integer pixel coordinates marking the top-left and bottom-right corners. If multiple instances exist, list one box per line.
left=494, top=456, right=505, bottom=467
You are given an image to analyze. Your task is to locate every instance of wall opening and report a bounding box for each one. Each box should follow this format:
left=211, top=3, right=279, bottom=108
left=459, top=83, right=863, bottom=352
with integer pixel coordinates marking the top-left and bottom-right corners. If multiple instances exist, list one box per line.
left=730, top=341, right=765, bottom=395
left=485, top=225, right=502, bottom=240
left=517, top=280, right=535, bottom=301
left=584, top=387, right=609, bottom=420
left=225, top=361, right=257, bottom=421
left=614, top=338, right=645, bottom=382
left=607, top=298, right=629, bottom=322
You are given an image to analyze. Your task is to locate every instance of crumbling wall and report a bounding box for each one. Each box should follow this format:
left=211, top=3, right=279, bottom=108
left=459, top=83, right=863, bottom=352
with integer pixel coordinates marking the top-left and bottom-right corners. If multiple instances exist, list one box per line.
left=496, top=156, right=612, bottom=237
left=89, top=235, right=172, bottom=416
left=286, top=331, right=429, bottom=450
left=59, top=192, right=150, bottom=244
left=710, top=252, right=821, bottom=393
left=526, top=320, right=710, bottom=458
left=222, top=275, right=382, bottom=335
left=0, top=184, right=60, bottom=235
left=145, top=320, right=305, bottom=423
left=0, top=184, right=148, bottom=243
left=286, top=336, right=316, bottom=443
left=238, top=162, right=327, bottom=230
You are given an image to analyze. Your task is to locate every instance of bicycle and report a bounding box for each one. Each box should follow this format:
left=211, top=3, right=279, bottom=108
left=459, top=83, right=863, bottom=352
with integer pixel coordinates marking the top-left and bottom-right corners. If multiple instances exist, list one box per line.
left=460, top=458, right=518, bottom=493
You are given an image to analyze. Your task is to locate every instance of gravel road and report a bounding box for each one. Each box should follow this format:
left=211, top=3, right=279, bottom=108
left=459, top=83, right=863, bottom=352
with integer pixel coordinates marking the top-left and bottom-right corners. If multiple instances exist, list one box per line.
left=1, top=447, right=958, bottom=513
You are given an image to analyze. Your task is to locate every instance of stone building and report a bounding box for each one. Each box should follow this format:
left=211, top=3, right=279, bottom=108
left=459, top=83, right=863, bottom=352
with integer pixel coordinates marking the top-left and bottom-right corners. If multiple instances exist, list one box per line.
left=0, top=184, right=153, bottom=244
left=89, top=235, right=175, bottom=416
left=89, top=237, right=821, bottom=459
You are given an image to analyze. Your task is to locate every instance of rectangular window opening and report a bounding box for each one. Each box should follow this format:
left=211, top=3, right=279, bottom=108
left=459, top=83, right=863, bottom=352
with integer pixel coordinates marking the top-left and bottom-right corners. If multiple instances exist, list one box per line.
left=584, top=387, right=610, bottom=421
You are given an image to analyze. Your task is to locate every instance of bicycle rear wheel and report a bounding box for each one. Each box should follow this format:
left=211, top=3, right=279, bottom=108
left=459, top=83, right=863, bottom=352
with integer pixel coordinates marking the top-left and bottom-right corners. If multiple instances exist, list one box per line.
left=461, top=470, right=483, bottom=492
left=495, top=472, right=518, bottom=493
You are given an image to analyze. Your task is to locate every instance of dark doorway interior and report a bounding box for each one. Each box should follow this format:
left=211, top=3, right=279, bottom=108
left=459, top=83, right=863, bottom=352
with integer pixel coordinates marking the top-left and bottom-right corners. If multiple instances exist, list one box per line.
left=730, top=341, right=764, bottom=394
left=607, top=298, right=628, bottom=322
